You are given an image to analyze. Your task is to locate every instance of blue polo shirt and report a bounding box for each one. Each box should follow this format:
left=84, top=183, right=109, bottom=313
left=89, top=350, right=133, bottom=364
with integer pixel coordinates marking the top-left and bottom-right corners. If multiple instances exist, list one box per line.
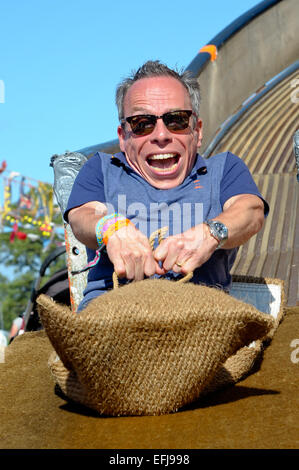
left=65, top=151, right=268, bottom=310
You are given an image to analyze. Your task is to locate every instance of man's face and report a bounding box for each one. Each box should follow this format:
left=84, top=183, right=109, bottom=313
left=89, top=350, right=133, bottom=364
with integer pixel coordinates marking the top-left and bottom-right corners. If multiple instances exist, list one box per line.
left=118, top=76, right=203, bottom=189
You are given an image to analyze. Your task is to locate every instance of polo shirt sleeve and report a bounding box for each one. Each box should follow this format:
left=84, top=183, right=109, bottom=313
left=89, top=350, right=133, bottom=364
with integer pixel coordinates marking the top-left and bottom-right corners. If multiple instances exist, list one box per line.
left=64, top=153, right=105, bottom=222
left=220, top=152, right=269, bottom=215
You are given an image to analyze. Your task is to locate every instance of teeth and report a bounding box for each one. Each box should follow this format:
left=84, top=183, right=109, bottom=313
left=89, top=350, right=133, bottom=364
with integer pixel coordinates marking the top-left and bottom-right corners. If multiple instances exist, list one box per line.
left=147, top=153, right=179, bottom=172
left=153, top=163, right=178, bottom=172
left=148, top=153, right=177, bottom=160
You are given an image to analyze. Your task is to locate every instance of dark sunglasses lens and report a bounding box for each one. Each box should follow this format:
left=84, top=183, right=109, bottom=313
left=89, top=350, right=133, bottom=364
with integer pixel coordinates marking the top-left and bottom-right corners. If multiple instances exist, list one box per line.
left=163, top=111, right=191, bottom=131
left=126, top=110, right=192, bottom=135
left=129, top=115, right=156, bottom=135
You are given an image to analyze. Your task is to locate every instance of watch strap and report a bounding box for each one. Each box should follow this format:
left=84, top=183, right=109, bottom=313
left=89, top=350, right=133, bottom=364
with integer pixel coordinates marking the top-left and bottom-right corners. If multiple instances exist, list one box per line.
left=204, top=220, right=228, bottom=249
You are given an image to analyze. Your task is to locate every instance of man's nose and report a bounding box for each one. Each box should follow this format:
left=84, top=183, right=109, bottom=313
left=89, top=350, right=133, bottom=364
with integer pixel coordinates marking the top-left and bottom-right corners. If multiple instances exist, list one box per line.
left=150, top=117, right=172, bottom=144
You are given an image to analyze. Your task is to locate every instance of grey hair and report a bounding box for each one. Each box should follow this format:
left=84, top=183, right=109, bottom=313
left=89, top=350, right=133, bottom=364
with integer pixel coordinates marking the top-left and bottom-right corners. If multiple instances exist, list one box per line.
left=115, top=60, right=200, bottom=121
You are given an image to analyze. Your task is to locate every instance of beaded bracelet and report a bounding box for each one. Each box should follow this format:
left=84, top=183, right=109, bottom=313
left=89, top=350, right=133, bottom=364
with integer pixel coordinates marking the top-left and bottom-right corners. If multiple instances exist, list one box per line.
left=101, top=216, right=125, bottom=235
left=95, top=213, right=131, bottom=247
left=102, top=219, right=131, bottom=245
left=95, top=213, right=123, bottom=247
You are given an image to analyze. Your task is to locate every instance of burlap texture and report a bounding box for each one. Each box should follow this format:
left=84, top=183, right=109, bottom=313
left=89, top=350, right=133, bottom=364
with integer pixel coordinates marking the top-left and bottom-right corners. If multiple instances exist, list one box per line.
left=202, top=275, right=285, bottom=394
left=36, top=278, right=276, bottom=416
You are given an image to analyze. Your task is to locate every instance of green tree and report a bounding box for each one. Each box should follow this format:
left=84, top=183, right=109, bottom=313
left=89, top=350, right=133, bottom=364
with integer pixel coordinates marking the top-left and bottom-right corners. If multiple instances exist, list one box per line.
left=0, top=217, right=65, bottom=331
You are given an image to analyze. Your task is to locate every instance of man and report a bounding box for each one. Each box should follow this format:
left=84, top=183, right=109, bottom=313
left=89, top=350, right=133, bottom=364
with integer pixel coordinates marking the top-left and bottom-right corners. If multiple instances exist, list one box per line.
left=65, top=60, right=267, bottom=311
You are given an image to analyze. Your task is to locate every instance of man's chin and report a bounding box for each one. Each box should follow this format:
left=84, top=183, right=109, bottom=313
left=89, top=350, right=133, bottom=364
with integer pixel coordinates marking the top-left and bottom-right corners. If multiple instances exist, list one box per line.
left=146, top=175, right=183, bottom=190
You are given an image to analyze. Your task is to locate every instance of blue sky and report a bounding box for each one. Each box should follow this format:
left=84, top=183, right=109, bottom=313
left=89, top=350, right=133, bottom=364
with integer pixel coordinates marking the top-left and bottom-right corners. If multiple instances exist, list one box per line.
left=0, top=0, right=259, bottom=188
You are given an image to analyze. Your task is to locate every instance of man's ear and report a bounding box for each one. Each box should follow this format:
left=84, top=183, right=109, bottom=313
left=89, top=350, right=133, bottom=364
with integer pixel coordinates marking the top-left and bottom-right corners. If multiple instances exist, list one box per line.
left=117, top=125, right=126, bottom=152
left=196, top=119, right=203, bottom=148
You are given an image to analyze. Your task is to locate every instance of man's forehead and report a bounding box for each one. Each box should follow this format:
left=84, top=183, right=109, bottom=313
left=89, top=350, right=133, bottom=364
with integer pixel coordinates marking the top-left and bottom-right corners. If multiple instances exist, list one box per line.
left=124, top=76, right=190, bottom=110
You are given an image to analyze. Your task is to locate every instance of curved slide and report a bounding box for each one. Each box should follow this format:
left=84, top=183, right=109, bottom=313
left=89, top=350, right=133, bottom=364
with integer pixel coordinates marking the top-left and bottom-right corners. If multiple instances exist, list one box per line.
left=76, top=0, right=299, bottom=304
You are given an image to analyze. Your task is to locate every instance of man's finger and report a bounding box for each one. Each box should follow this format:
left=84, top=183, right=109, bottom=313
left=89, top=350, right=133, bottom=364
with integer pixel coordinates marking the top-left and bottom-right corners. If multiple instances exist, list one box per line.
left=106, top=237, right=125, bottom=276
left=155, top=261, right=166, bottom=276
left=132, top=250, right=145, bottom=281
left=143, top=251, right=157, bottom=278
left=154, top=237, right=184, bottom=261
left=113, top=258, right=127, bottom=279
left=153, top=239, right=168, bottom=261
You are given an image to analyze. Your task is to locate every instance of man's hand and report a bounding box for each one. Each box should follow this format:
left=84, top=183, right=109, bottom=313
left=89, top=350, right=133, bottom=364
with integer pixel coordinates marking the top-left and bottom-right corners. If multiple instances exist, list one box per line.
left=154, top=194, right=265, bottom=274
left=106, top=223, right=165, bottom=281
left=68, top=202, right=164, bottom=281
left=154, top=224, right=218, bottom=275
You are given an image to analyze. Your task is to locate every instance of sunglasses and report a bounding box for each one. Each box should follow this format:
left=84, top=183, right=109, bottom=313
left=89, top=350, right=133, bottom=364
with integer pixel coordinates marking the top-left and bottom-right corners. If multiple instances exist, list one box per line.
left=122, top=110, right=194, bottom=136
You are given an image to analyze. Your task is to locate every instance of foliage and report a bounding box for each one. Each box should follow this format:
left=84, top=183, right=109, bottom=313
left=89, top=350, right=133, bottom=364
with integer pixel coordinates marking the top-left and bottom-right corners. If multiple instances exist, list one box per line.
left=0, top=217, right=65, bottom=332
left=0, top=174, right=66, bottom=331
left=0, top=271, right=35, bottom=330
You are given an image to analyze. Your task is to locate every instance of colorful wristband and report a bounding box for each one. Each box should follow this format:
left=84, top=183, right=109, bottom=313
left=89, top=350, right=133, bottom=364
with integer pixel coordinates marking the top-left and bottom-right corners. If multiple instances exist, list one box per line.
left=102, top=219, right=131, bottom=245
left=95, top=213, right=131, bottom=248
left=95, top=213, right=121, bottom=247
left=102, top=216, right=126, bottom=234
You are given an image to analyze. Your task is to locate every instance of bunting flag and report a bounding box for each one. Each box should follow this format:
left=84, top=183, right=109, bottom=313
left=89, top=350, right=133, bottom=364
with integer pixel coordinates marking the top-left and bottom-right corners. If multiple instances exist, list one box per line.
left=9, top=222, right=27, bottom=243
left=0, top=161, right=7, bottom=174
left=3, top=179, right=11, bottom=215
left=19, top=177, right=34, bottom=211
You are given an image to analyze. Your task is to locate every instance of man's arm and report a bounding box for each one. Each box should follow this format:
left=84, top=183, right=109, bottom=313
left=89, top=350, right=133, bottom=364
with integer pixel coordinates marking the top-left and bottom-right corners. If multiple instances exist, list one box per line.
left=68, top=201, right=108, bottom=250
left=154, top=193, right=265, bottom=274
left=68, top=201, right=164, bottom=280
left=210, top=193, right=265, bottom=249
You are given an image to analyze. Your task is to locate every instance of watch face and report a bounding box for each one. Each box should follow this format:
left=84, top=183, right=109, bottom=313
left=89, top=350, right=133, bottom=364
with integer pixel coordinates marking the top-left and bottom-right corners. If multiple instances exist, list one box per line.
left=215, top=222, right=227, bottom=238
left=209, top=221, right=228, bottom=240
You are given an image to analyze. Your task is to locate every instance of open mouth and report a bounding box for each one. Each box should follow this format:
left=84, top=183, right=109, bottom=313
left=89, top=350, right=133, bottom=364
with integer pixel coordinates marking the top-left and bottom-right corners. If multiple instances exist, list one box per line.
left=146, top=153, right=180, bottom=172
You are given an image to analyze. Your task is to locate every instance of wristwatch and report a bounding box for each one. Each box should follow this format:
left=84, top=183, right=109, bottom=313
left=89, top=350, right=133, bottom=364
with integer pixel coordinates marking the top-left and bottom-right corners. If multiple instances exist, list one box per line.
left=204, top=219, right=228, bottom=249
